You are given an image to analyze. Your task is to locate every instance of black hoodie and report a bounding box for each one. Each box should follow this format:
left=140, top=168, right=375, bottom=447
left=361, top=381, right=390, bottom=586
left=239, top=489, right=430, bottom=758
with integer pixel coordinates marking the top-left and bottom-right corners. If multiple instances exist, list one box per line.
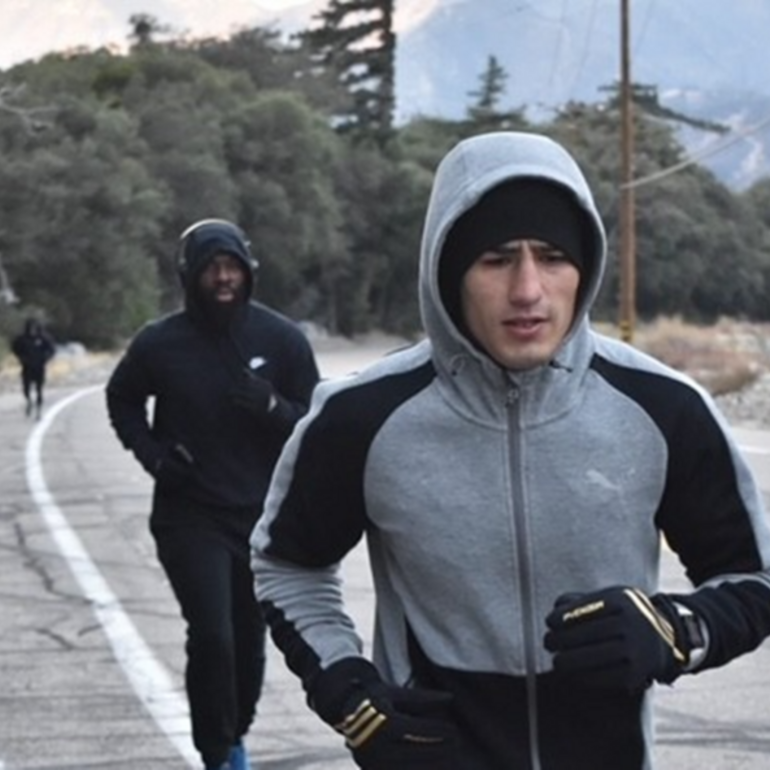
left=106, top=221, right=320, bottom=534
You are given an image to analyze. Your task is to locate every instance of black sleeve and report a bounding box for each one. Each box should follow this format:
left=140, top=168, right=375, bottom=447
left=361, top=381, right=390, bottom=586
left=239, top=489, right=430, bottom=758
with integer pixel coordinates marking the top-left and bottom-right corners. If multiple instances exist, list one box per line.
left=268, top=328, right=321, bottom=435
left=105, top=334, right=162, bottom=476
left=43, top=333, right=56, bottom=362
left=653, top=385, right=770, bottom=671
left=591, top=354, right=770, bottom=673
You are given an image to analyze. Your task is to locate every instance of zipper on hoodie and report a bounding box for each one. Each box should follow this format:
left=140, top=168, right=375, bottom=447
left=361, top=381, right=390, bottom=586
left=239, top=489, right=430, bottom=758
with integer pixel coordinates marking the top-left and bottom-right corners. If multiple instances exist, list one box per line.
left=505, top=377, right=543, bottom=770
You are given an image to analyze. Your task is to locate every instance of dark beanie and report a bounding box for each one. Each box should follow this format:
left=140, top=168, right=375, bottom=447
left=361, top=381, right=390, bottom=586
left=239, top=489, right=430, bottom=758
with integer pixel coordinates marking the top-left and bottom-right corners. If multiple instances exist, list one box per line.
left=438, top=179, right=590, bottom=324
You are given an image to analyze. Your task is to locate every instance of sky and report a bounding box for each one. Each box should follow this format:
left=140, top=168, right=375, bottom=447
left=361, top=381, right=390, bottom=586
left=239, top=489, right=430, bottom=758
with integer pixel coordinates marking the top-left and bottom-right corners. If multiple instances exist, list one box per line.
left=0, top=0, right=437, bottom=70
left=0, top=0, right=313, bottom=69
left=256, top=0, right=305, bottom=7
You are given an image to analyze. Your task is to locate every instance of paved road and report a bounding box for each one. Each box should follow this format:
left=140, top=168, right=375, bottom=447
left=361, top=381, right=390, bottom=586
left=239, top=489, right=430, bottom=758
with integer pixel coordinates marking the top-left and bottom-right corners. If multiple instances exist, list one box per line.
left=0, top=362, right=768, bottom=769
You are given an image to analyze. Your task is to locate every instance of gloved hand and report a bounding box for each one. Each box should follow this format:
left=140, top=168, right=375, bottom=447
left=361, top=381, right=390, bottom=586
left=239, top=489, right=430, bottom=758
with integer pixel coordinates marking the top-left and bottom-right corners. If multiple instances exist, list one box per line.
left=544, top=586, right=696, bottom=692
left=229, top=369, right=277, bottom=417
left=154, top=442, right=195, bottom=492
left=311, top=658, right=460, bottom=770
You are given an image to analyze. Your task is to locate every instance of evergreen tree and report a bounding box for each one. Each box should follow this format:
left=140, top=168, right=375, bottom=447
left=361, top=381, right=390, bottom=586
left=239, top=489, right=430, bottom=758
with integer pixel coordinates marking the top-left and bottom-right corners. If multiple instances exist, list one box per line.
left=299, top=0, right=396, bottom=146
left=466, top=55, right=527, bottom=132
left=467, top=55, right=507, bottom=120
left=3, top=16, right=770, bottom=351
left=128, top=14, right=172, bottom=48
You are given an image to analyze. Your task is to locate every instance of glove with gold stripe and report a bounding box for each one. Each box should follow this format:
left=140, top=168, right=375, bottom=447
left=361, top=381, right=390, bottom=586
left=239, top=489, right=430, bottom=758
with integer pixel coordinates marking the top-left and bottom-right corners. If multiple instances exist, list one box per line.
left=544, top=586, right=700, bottom=692
left=310, top=658, right=460, bottom=769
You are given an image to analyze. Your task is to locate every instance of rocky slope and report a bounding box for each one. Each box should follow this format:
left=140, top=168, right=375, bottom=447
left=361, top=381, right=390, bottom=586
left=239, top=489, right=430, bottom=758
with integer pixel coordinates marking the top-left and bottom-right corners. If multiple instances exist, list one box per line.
left=715, top=371, right=770, bottom=430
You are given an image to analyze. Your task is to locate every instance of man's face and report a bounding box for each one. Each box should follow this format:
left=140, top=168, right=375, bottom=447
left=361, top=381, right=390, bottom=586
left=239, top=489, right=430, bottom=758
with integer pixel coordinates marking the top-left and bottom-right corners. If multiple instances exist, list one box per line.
left=197, top=252, right=248, bottom=304
left=460, top=239, right=580, bottom=371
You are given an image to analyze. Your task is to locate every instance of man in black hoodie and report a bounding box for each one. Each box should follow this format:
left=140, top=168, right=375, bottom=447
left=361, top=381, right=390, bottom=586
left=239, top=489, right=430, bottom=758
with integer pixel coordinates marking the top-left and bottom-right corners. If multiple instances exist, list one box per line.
left=12, top=317, right=56, bottom=419
left=106, top=219, right=320, bottom=770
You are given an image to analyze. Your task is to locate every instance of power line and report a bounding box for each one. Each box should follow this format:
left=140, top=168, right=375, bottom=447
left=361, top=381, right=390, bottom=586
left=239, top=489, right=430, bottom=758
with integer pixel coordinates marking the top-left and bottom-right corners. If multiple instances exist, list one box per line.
left=623, top=112, right=770, bottom=189
left=631, top=0, right=655, bottom=56
left=564, top=0, right=599, bottom=101
left=546, top=0, right=569, bottom=92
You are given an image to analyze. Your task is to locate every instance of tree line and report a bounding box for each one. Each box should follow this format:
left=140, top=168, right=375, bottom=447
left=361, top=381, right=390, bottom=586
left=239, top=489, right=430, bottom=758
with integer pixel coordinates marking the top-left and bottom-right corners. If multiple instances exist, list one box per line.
left=1, top=3, right=769, bottom=354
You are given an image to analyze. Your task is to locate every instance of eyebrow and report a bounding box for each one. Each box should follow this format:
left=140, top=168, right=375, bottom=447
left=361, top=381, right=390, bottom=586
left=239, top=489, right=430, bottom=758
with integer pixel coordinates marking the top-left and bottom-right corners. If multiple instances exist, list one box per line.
left=491, top=239, right=559, bottom=253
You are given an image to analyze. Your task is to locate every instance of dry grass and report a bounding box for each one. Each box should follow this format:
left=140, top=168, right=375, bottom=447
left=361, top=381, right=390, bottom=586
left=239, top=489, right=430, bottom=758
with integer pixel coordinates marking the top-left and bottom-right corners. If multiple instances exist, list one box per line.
left=598, top=317, right=770, bottom=396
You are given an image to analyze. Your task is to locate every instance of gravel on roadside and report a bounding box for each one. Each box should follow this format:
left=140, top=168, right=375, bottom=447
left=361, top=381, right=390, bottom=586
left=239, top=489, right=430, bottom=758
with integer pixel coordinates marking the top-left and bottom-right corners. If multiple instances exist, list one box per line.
left=714, top=371, right=770, bottom=431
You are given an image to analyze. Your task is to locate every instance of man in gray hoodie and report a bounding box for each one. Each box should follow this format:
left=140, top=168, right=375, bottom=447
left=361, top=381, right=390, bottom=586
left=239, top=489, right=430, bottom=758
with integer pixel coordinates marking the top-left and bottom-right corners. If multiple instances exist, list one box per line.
left=251, top=132, right=770, bottom=769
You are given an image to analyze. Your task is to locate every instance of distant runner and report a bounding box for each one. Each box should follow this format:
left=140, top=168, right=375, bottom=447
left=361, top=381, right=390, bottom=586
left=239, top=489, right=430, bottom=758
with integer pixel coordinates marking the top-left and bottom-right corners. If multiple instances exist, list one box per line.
left=12, top=317, right=56, bottom=420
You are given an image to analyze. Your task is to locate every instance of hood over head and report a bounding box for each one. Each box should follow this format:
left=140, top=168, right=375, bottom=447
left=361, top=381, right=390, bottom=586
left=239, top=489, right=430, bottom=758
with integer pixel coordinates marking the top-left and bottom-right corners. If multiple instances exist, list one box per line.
left=419, top=131, right=606, bottom=367
left=24, top=318, right=43, bottom=336
left=176, top=219, right=258, bottom=325
left=177, top=218, right=258, bottom=296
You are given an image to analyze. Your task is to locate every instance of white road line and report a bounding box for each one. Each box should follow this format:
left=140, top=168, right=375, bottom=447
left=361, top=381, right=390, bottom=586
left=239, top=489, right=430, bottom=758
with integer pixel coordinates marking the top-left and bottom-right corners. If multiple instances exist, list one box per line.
left=25, top=387, right=198, bottom=768
left=739, top=444, right=770, bottom=456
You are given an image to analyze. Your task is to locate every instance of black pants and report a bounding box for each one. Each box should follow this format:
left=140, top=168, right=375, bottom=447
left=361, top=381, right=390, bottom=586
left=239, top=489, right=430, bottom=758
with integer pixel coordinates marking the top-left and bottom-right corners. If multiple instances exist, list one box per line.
left=21, top=365, right=45, bottom=408
left=153, top=520, right=266, bottom=767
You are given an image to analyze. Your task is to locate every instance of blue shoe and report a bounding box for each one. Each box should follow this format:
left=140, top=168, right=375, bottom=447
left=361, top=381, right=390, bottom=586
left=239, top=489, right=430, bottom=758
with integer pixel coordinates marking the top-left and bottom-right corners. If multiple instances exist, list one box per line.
left=229, top=741, right=251, bottom=770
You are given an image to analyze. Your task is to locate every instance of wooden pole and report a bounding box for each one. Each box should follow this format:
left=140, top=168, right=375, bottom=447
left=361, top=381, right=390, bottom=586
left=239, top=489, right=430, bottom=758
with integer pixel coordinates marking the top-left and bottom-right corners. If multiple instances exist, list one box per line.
left=619, top=0, right=636, bottom=343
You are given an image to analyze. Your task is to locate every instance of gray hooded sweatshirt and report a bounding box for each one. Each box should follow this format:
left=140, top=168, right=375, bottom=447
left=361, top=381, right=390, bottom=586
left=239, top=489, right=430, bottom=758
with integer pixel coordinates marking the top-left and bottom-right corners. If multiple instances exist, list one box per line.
left=252, top=131, right=770, bottom=770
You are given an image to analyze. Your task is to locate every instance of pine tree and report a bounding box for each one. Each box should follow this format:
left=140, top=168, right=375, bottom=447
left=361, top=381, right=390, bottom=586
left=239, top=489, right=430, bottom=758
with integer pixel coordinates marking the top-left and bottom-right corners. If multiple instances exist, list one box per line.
left=128, top=14, right=171, bottom=48
left=466, top=55, right=527, bottom=131
left=467, top=55, right=508, bottom=121
left=299, top=0, right=396, bottom=146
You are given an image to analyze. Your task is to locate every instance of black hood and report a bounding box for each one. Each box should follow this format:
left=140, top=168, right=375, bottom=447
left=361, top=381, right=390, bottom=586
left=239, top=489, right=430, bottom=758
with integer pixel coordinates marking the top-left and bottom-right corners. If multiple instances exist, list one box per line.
left=177, top=218, right=257, bottom=297
left=176, top=219, right=258, bottom=328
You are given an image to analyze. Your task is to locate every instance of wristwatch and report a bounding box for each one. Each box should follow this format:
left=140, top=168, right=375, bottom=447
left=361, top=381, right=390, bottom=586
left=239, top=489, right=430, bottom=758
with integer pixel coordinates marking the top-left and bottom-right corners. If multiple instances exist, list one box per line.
left=675, top=603, right=707, bottom=668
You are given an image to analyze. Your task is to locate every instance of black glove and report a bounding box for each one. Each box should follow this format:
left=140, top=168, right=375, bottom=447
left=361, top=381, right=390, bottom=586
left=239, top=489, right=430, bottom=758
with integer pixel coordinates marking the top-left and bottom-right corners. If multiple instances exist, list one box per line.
left=311, top=658, right=460, bottom=770
left=153, top=442, right=195, bottom=492
left=229, top=369, right=278, bottom=417
left=544, top=586, right=697, bottom=692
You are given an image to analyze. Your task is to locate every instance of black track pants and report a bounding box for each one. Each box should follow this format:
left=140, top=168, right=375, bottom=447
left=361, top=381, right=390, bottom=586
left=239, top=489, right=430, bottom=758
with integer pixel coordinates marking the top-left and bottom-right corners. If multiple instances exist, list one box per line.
left=153, top=524, right=266, bottom=767
left=21, top=365, right=45, bottom=406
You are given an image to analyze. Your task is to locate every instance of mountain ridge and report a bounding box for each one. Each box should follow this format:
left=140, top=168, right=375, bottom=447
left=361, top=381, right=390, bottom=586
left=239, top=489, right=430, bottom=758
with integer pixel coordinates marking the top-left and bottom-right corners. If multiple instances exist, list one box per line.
left=393, top=0, right=770, bottom=189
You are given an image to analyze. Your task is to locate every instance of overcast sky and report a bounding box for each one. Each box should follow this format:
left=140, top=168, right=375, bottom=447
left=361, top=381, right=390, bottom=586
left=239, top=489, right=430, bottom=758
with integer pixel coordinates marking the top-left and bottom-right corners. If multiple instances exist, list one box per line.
left=0, top=0, right=437, bottom=70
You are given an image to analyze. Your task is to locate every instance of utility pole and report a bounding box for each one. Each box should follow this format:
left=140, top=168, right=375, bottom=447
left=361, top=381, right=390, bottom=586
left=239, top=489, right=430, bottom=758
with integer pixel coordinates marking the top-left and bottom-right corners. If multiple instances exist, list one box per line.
left=618, top=0, right=636, bottom=342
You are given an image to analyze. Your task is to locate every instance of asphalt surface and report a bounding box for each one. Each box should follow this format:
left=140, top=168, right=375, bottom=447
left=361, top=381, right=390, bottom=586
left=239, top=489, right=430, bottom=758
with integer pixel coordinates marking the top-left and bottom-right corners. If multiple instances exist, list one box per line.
left=1, top=361, right=769, bottom=769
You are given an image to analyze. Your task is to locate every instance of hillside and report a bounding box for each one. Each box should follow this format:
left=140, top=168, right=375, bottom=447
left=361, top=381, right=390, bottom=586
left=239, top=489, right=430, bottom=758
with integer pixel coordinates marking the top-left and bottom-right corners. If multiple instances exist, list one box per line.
left=2, top=0, right=770, bottom=188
